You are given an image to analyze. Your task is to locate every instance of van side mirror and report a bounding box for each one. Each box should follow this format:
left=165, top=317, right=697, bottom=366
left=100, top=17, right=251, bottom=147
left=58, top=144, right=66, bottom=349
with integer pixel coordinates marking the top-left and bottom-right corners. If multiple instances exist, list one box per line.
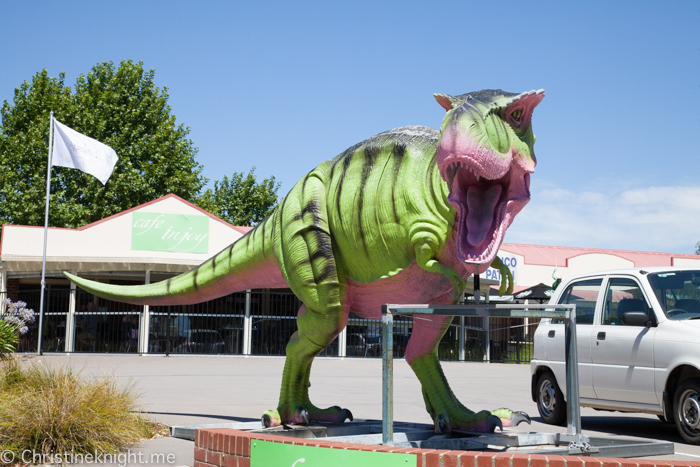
left=622, top=311, right=650, bottom=327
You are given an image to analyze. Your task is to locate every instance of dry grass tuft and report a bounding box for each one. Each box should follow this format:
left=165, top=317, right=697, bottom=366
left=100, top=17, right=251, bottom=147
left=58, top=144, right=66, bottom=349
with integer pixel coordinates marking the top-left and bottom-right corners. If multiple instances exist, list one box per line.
left=0, top=356, right=159, bottom=464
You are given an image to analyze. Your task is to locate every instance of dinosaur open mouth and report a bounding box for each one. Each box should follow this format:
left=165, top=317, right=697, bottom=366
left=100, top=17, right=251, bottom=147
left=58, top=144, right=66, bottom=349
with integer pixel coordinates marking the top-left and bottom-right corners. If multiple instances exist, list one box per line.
left=443, top=161, right=529, bottom=266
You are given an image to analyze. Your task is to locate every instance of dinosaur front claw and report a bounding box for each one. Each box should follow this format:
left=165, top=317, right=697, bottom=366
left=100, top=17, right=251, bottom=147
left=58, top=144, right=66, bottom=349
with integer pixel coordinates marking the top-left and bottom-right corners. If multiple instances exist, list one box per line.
left=449, top=276, right=467, bottom=303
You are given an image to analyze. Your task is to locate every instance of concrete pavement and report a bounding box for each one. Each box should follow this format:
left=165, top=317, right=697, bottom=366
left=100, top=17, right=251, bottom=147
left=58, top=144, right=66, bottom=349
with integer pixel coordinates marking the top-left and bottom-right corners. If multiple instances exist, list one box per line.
left=28, top=354, right=700, bottom=465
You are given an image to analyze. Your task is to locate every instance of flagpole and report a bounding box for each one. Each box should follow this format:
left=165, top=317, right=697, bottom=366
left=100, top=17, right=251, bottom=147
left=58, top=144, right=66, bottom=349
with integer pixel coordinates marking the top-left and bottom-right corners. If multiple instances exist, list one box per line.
left=37, top=112, right=55, bottom=355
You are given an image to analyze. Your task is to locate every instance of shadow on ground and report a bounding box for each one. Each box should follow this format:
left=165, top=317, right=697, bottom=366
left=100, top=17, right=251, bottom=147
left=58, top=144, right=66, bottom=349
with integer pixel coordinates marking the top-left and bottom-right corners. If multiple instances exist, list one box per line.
left=583, top=416, right=682, bottom=444
left=531, top=415, right=684, bottom=445
left=143, top=412, right=259, bottom=423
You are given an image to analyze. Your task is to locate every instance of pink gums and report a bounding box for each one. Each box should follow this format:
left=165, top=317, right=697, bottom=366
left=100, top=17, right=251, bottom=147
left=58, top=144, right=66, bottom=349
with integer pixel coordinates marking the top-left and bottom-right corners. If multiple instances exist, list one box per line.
left=436, top=124, right=533, bottom=269
left=436, top=125, right=511, bottom=180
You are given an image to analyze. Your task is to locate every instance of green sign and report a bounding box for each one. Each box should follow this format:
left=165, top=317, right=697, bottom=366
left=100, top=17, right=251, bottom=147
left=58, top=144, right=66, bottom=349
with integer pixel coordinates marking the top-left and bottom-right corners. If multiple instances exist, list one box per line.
left=131, top=213, right=209, bottom=253
left=250, top=440, right=416, bottom=467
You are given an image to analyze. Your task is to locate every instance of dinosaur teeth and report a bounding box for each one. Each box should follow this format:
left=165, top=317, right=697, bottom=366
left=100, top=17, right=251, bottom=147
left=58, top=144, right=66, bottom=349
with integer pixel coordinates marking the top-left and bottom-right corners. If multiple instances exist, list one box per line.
left=449, top=162, right=483, bottom=178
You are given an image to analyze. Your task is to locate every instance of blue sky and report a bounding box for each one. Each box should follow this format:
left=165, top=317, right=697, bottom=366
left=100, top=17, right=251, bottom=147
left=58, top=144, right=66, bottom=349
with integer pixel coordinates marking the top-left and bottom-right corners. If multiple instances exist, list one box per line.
left=1, top=1, right=699, bottom=253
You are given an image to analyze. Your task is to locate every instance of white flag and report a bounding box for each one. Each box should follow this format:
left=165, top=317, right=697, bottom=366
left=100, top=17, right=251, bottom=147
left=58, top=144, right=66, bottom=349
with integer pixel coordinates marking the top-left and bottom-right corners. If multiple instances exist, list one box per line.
left=52, top=118, right=118, bottom=185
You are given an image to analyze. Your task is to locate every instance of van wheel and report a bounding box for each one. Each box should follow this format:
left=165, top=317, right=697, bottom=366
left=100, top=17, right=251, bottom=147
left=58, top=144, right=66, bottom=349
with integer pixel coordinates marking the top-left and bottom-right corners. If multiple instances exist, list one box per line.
left=537, top=371, right=566, bottom=425
left=674, top=378, right=700, bottom=444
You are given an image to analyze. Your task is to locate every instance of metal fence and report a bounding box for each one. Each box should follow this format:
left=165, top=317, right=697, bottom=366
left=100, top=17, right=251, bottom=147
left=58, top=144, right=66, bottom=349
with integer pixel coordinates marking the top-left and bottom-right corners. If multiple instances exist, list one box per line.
left=149, top=291, right=247, bottom=355
left=0, top=288, right=70, bottom=353
left=74, top=290, right=142, bottom=353
left=435, top=316, right=538, bottom=363
left=1, top=288, right=537, bottom=362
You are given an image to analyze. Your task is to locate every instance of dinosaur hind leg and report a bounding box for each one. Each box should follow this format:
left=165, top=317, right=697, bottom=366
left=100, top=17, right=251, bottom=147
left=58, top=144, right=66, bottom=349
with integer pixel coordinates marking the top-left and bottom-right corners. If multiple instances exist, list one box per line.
left=298, top=356, right=353, bottom=423
left=262, top=303, right=352, bottom=427
left=264, top=168, right=353, bottom=426
left=406, top=303, right=529, bottom=433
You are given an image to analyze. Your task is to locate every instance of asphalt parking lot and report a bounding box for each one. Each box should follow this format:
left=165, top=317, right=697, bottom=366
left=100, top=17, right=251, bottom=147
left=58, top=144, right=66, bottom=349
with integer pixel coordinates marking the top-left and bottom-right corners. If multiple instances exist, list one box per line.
left=31, top=354, right=700, bottom=465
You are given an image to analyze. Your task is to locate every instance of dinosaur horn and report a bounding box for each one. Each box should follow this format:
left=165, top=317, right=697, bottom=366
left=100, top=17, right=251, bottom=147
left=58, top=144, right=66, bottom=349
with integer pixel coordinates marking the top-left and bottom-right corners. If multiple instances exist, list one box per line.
left=434, top=93, right=457, bottom=111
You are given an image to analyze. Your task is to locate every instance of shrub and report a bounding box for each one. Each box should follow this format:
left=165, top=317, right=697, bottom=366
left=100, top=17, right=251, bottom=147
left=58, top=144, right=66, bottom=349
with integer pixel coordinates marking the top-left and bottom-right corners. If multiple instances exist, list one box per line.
left=0, top=357, right=159, bottom=462
left=2, top=299, right=35, bottom=336
left=0, top=321, right=19, bottom=357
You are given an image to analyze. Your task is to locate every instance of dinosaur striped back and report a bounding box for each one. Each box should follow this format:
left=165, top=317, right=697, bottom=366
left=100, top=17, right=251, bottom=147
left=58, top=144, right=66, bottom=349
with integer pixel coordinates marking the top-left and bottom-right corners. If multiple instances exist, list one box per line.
left=275, top=126, right=455, bottom=286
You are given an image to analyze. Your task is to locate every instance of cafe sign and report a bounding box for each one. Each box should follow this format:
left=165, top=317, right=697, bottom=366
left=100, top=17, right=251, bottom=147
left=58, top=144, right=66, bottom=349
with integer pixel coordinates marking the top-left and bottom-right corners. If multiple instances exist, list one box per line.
left=131, top=213, right=209, bottom=253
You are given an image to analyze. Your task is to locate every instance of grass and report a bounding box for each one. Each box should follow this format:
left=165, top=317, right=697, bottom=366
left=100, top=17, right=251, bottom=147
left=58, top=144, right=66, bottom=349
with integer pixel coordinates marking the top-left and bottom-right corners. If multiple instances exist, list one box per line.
left=0, top=356, right=163, bottom=464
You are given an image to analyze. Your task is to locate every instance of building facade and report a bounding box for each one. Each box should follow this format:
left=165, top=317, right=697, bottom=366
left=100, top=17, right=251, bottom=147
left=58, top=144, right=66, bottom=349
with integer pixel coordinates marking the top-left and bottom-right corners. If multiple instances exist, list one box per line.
left=2, top=194, right=698, bottom=360
left=493, top=243, right=700, bottom=295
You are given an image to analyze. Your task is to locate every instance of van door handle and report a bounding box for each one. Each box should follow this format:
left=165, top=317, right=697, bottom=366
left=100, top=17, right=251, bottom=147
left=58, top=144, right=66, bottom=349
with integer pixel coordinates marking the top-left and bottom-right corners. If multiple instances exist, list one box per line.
left=548, top=330, right=556, bottom=338
left=597, top=332, right=606, bottom=340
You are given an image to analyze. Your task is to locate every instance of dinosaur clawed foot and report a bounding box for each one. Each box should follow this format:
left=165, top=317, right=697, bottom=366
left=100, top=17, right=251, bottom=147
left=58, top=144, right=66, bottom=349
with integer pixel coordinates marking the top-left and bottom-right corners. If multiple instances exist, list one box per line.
left=261, top=410, right=281, bottom=428
left=303, top=404, right=353, bottom=423
left=490, top=407, right=531, bottom=427
left=436, top=414, right=451, bottom=434
left=261, top=406, right=309, bottom=428
left=335, top=407, right=354, bottom=423
left=432, top=408, right=531, bottom=433
left=261, top=405, right=353, bottom=428
left=435, top=410, right=503, bottom=433
left=508, top=410, right=531, bottom=427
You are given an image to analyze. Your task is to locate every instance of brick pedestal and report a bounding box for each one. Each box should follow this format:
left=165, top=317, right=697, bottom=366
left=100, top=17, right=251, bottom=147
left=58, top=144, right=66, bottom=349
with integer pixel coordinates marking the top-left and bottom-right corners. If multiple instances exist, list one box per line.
left=194, top=428, right=699, bottom=467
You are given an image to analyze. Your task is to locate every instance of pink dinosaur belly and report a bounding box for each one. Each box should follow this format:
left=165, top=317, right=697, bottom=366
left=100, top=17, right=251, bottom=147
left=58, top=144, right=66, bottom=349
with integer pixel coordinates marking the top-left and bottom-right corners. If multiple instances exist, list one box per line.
left=345, top=261, right=456, bottom=320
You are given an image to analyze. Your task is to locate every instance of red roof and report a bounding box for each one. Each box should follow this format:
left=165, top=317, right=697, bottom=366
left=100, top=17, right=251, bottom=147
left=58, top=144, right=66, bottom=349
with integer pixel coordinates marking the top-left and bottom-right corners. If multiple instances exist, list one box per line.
left=499, top=242, right=698, bottom=268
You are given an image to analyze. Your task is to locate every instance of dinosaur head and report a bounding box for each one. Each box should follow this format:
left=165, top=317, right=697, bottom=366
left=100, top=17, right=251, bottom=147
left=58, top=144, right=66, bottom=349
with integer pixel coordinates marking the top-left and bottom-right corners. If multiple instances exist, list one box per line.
left=435, top=89, right=544, bottom=273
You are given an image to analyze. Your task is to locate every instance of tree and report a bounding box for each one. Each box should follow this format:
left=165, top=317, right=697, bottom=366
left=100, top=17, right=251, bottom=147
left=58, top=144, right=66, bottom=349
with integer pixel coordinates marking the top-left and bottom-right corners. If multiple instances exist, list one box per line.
left=696, top=242, right=700, bottom=255
left=0, top=60, right=206, bottom=230
left=197, top=167, right=280, bottom=226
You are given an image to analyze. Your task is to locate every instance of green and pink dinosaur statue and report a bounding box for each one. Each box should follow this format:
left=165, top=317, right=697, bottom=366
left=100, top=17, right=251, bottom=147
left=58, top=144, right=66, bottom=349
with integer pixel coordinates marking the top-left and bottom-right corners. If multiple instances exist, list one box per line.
left=66, top=88, right=544, bottom=433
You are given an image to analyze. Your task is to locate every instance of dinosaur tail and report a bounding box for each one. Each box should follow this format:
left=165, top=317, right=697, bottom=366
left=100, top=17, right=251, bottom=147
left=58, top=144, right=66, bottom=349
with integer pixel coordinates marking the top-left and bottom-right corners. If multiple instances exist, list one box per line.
left=64, top=213, right=286, bottom=306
